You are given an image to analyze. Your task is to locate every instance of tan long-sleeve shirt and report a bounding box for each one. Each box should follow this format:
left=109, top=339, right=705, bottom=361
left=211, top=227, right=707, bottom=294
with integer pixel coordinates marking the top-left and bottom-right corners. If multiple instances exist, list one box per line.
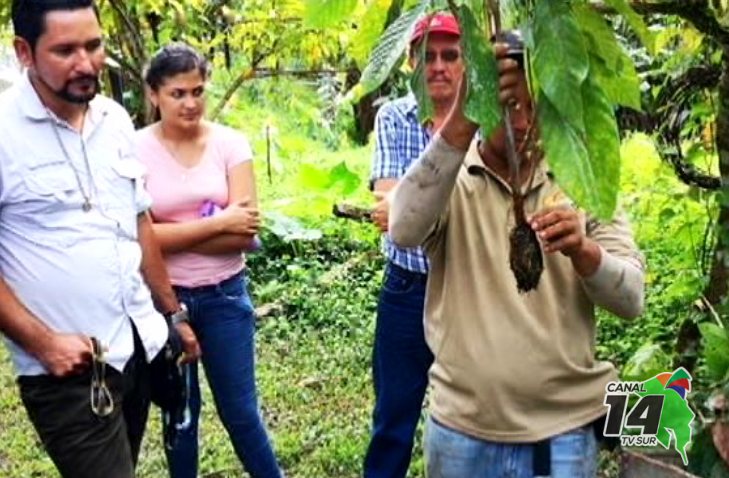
left=390, top=135, right=645, bottom=442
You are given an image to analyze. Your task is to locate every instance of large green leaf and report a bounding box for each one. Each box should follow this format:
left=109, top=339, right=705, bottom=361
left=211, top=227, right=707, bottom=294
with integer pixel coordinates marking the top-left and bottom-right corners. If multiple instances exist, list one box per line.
left=574, top=4, right=641, bottom=110
left=603, top=0, right=655, bottom=54
left=537, top=93, right=590, bottom=207
left=303, top=0, right=359, bottom=28
left=357, top=1, right=429, bottom=96
left=410, top=39, right=435, bottom=123
left=580, top=73, right=621, bottom=219
left=531, top=0, right=589, bottom=133
left=699, top=322, right=729, bottom=382
left=265, top=211, right=323, bottom=242
left=458, top=4, right=501, bottom=138
left=539, top=89, right=617, bottom=220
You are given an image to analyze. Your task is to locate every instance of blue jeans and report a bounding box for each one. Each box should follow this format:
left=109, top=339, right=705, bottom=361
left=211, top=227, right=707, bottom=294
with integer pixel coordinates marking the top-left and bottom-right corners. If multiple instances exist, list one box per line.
left=364, top=263, right=434, bottom=478
left=425, top=417, right=598, bottom=478
left=164, top=272, right=282, bottom=478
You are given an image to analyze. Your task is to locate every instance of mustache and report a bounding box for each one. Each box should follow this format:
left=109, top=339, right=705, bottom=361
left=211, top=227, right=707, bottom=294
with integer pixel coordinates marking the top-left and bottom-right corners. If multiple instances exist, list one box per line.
left=67, top=75, right=99, bottom=85
left=427, top=75, right=450, bottom=82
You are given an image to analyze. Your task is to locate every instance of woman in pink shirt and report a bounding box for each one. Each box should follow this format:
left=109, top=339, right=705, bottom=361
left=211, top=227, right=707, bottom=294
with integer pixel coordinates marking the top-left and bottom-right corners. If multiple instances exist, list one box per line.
left=136, top=43, right=282, bottom=478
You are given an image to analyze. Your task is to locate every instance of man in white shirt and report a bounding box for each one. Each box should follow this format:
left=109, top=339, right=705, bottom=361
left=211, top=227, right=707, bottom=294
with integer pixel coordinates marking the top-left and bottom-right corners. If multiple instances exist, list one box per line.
left=0, top=1, right=200, bottom=476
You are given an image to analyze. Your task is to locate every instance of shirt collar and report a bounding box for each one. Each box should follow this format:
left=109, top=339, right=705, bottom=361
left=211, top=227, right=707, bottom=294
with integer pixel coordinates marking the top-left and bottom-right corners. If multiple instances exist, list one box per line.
left=17, top=70, right=109, bottom=126
left=464, top=139, right=551, bottom=193
left=402, top=92, right=421, bottom=122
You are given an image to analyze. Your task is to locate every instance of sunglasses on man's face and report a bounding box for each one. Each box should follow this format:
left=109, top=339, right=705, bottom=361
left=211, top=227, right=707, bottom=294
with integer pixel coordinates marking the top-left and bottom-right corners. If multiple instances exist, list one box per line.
left=424, top=49, right=461, bottom=64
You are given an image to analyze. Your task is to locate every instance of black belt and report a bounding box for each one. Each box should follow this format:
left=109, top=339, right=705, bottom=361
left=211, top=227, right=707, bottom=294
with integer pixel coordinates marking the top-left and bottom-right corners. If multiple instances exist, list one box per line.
left=533, top=414, right=617, bottom=476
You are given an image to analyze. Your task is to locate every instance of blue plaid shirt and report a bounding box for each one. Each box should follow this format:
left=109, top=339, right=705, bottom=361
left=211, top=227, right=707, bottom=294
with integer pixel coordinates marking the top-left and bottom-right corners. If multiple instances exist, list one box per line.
left=371, top=94, right=431, bottom=274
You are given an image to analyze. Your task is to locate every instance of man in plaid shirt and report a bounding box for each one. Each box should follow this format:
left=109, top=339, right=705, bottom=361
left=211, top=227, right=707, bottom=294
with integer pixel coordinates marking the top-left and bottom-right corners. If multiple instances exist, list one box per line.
left=363, top=12, right=465, bottom=478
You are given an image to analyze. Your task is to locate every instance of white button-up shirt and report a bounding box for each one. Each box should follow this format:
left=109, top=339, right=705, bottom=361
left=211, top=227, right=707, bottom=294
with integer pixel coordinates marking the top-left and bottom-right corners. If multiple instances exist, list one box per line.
left=0, top=73, right=168, bottom=376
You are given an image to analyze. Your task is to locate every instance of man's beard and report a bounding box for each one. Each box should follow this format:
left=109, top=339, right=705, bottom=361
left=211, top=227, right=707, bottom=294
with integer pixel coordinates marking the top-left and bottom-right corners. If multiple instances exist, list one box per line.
left=55, top=75, right=100, bottom=104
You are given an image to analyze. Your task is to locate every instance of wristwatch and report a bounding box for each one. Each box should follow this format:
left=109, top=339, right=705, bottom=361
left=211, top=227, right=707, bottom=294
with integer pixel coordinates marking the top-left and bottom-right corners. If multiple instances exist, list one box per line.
left=165, top=303, right=190, bottom=325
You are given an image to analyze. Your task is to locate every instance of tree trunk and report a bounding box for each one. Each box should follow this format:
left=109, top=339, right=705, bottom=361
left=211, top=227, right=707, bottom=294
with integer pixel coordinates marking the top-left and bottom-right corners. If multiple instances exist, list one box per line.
left=704, top=47, right=729, bottom=307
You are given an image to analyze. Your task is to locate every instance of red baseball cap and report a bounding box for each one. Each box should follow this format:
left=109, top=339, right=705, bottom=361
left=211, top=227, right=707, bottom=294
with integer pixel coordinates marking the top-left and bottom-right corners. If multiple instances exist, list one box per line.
left=410, top=13, right=461, bottom=45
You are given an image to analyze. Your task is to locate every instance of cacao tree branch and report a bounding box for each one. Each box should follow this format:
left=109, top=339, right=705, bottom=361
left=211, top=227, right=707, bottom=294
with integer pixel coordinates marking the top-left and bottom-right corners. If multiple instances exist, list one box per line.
left=253, top=68, right=349, bottom=78
left=210, top=38, right=283, bottom=120
left=592, top=0, right=729, bottom=45
left=210, top=67, right=257, bottom=120
left=664, top=153, right=722, bottom=190
left=107, top=0, right=147, bottom=71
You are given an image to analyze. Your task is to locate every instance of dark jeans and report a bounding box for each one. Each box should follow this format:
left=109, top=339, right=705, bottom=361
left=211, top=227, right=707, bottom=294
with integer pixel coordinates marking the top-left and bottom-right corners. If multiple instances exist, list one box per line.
left=364, top=262, right=434, bottom=478
left=18, top=327, right=151, bottom=478
left=165, top=272, right=282, bottom=478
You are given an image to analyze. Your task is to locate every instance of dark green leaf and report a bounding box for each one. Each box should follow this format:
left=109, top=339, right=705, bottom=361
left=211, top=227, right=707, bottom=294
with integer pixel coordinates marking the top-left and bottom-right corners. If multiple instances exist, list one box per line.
left=539, top=89, right=617, bottom=219
left=303, top=0, right=358, bottom=28
left=580, top=73, right=621, bottom=219
left=358, top=0, right=430, bottom=96
left=603, top=0, right=655, bottom=54
left=410, top=41, right=434, bottom=123
left=531, top=1, right=589, bottom=133
left=458, top=4, right=501, bottom=138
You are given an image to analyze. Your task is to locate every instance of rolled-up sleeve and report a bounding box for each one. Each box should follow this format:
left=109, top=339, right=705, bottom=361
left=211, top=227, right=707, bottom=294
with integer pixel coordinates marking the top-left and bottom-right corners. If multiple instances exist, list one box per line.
left=581, top=212, right=645, bottom=319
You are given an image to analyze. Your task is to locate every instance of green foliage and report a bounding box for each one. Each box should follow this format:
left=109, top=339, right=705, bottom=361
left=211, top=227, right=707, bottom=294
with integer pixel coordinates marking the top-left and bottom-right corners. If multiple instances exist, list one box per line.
left=354, top=0, right=645, bottom=220
left=351, top=0, right=429, bottom=101
left=573, top=4, right=641, bottom=110
left=699, top=322, right=729, bottom=383
left=597, top=134, right=712, bottom=370
left=459, top=4, right=501, bottom=139
left=303, top=0, right=359, bottom=28
left=602, top=0, right=655, bottom=54
left=621, top=342, right=672, bottom=382
left=410, top=35, right=435, bottom=122
left=531, top=1, right=589, bottom=133
left=350, top=0, right=394, bottom=66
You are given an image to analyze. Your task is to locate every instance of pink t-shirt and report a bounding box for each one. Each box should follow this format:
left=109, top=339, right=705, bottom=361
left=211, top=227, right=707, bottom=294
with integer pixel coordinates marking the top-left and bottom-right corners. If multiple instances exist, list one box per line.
left=136, top=123, right=253, bottom=287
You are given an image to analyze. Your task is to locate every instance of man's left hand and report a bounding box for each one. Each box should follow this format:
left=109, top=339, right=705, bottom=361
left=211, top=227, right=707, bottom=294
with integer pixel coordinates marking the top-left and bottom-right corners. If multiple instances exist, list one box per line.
left=531, top=207, right=602, bottom=277
left=530, top=207, right=585, bottom=257
left=174, top=322, right=201, bottom=363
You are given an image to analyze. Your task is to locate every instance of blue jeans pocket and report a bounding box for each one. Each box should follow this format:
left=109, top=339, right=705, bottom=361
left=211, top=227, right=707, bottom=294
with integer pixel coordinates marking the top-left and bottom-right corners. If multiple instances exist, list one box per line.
left=382, top=265, right=419, bottom=295
left=217, top=274, right=247, bottom=302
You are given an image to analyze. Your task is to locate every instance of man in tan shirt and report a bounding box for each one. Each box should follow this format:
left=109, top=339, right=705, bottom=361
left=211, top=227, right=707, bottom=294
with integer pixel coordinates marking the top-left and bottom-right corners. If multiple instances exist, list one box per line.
left=389, top=34, right=644, bottom=477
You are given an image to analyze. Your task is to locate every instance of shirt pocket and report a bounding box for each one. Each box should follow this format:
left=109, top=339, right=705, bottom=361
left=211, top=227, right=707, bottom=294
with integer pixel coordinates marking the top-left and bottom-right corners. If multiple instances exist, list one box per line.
left=105, top=153, right=147, bottom=238
left=22, top=160, right=78, bottom=202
